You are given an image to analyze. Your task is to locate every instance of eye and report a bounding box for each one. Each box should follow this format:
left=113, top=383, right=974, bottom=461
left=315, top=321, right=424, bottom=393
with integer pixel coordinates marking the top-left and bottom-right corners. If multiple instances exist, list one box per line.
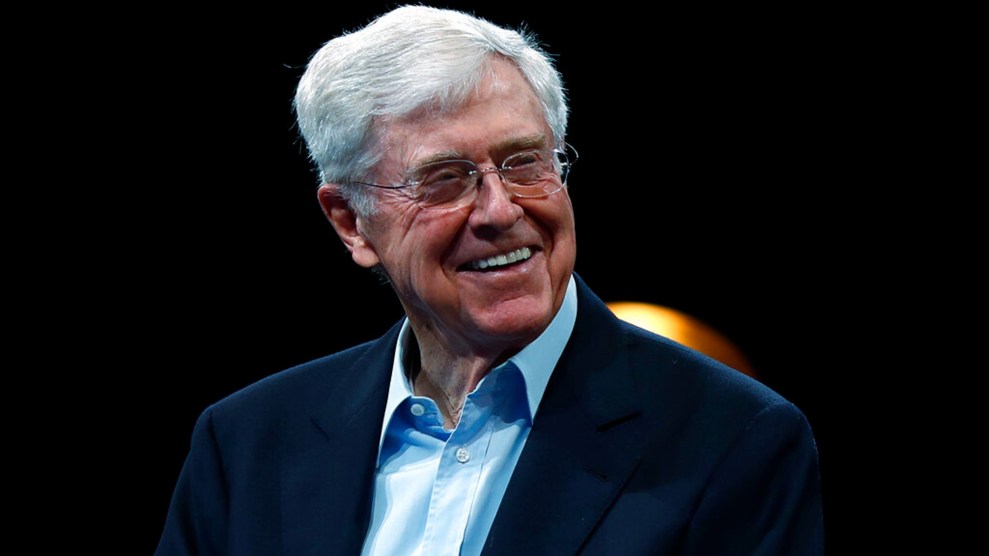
left=503, top=150, right=551, bottom=185
left=503, top=150, right=542, bottom=170
left=408, top=161, right=476, bottom=207
left=416, top=162, right=472, bottom=188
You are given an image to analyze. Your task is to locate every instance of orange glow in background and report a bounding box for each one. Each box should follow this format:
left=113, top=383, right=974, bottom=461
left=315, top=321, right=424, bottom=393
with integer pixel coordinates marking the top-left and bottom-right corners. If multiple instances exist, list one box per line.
left=607, top=302, right=755, bottom=378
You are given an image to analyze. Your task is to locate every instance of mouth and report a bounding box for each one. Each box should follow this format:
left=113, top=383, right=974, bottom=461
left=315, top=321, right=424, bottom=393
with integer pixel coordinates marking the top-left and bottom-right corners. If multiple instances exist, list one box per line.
left=462, top=246, right=533, bottom=271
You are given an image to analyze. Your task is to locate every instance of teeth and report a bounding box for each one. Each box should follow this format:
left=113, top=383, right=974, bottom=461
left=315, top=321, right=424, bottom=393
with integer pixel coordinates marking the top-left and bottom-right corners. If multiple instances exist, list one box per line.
left=469, top=247, right=532, bottom=270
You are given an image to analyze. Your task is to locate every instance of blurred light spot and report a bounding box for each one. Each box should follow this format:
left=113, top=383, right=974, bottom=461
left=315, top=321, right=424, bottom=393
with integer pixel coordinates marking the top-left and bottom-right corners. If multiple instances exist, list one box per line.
left=607, top=301, right=756, bottom=377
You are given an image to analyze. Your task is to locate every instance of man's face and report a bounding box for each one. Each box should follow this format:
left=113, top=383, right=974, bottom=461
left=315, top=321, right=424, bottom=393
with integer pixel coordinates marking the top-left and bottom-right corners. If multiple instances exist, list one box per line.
left=337, top=58, right=576, bottom=358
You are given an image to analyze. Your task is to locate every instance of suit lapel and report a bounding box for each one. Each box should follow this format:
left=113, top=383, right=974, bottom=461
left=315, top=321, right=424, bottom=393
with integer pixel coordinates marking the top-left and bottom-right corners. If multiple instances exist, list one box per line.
left=280, top=325, right=400, bottom=556
left=274, top=279, right=643, bottom=554
left=483, top=279, right=647, bottom=555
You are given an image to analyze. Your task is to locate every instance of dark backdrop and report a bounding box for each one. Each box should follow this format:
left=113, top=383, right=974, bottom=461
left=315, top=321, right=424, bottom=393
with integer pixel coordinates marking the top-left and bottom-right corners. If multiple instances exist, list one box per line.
left=122, top=3, right=870, bottom=552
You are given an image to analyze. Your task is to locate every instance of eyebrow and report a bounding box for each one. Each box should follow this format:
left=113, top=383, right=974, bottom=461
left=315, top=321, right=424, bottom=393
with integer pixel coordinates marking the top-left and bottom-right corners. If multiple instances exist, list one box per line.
left=410, top=134, right=549, bottom=168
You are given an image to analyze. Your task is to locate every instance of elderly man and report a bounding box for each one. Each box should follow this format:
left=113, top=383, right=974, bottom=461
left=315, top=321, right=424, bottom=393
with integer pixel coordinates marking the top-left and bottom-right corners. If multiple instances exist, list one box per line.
left=156, top=6, right=824, bottom=555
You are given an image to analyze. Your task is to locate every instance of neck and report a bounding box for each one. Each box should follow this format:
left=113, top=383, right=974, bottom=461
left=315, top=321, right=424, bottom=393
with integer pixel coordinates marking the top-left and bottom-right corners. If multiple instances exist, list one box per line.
left=405, top=329, right=517, bottom=429
left=415, top=351, right=508, bottom=429
left=403, top=304, right=545, bottom=427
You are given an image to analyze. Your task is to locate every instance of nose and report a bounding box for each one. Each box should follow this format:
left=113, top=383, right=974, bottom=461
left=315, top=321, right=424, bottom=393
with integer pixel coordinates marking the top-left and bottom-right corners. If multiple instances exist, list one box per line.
left=467, top=168, right=523, bottom=231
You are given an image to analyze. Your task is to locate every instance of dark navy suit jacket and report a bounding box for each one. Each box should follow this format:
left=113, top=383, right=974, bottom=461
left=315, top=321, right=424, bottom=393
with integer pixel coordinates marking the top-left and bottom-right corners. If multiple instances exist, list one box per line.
left=157, top=277, right=824, bottom=555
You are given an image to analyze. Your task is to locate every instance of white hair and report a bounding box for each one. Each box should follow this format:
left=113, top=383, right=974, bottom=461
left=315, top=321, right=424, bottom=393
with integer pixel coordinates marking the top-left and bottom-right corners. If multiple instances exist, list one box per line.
left=294, top=5, right=569, bottom=216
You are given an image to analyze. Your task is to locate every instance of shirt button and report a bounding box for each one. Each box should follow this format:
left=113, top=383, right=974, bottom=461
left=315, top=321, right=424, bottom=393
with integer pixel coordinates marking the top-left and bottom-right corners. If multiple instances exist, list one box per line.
left=410, top=403, right=425, bottom=416
left=455, top=447, right=470, bottom=463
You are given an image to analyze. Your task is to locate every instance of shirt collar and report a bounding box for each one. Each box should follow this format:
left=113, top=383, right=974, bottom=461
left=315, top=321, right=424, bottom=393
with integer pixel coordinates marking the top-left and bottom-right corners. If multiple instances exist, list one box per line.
left=378, top=274, right=578, bottom=449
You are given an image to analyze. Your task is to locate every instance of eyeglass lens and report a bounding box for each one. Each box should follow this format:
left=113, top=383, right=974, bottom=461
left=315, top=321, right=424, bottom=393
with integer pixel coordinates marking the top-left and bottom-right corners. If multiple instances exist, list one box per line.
left=409, top=148, right=571, bottom=210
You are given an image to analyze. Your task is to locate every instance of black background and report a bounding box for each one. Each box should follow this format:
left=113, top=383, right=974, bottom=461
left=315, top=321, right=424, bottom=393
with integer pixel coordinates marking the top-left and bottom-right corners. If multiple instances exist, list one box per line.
left=79, top=2, right=887, bottom=552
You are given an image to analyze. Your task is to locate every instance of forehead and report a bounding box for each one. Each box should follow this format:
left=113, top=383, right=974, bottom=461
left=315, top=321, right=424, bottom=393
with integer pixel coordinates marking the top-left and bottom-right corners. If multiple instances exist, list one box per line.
left=377, top=58, right=551, bottom=169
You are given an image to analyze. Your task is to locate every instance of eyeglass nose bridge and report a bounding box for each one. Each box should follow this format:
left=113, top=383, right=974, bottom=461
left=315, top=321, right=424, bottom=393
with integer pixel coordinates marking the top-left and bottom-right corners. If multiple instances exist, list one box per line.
left=471, top=165, right=508, bottom=187
left=460, top=165, right=525, bottom=212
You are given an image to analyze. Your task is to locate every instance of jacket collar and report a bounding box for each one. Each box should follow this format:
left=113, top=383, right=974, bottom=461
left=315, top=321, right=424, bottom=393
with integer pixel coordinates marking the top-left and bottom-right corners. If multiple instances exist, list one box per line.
left=280, top=274, right=646, bottom=555
left=483, top=274, right=646, bottom=555
left=281, top=322, right=400, bottom=556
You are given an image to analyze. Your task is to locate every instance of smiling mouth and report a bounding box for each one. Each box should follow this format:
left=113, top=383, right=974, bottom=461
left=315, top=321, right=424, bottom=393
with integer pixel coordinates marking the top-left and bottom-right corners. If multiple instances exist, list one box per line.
left=463, top=246, right=533, bottom=271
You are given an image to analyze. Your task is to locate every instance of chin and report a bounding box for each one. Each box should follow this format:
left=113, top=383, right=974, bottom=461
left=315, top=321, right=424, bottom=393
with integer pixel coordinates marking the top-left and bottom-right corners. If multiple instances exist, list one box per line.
left=466, top=297, right=555, bottom=344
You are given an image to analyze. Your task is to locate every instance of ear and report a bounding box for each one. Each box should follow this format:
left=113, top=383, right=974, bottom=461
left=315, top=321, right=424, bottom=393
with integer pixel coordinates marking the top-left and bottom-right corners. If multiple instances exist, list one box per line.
left=317, top=184, right=381, bottom=268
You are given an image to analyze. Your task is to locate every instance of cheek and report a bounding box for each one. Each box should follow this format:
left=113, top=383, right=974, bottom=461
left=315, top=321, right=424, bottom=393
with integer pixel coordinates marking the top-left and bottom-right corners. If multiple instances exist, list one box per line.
left=527, top=193, right=576, bottom=245
left=372, top=208, right=465, bottom=274
left=542, top=197, right=577, bottom=276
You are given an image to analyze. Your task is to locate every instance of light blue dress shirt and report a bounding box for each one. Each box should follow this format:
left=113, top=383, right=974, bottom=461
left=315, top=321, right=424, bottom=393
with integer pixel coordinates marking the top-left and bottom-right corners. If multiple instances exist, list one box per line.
left=360, top=276, right=578, bottom=556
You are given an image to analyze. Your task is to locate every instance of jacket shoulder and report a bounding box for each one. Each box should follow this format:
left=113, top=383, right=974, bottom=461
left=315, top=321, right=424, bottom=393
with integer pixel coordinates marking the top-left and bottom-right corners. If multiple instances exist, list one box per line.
left=205, top=331, right=394, bottom=430
left=619, top=320, right=795, bottom=422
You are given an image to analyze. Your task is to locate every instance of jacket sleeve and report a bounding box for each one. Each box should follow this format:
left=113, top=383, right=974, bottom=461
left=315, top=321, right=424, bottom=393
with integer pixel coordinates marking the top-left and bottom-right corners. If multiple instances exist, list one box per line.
left=155, top=408, right=229, bottom=556
left=680, top=402, right=825, bottom=556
